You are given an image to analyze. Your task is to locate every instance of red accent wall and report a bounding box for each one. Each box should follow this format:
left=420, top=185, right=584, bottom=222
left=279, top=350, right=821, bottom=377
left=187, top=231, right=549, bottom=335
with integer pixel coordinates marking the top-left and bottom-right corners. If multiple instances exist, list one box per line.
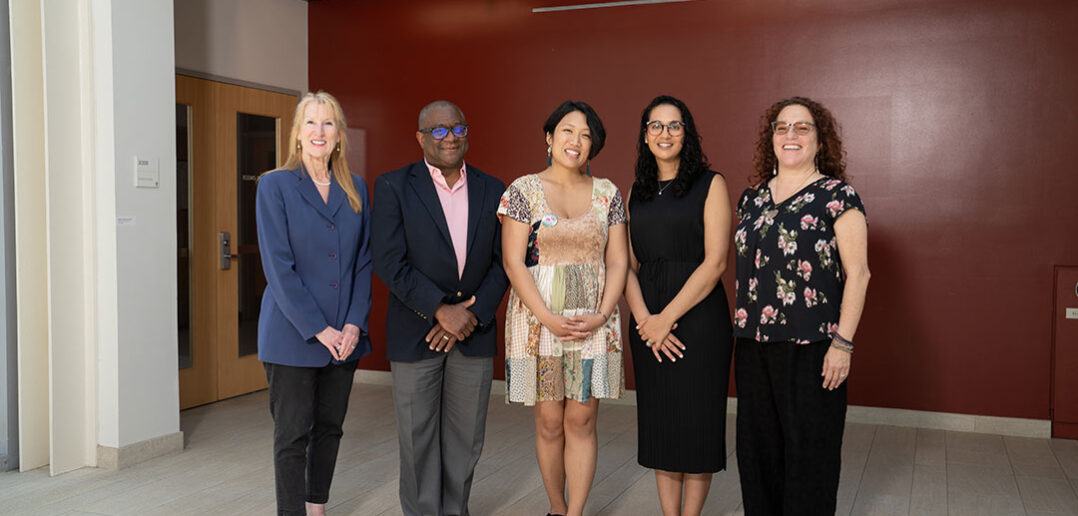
left=312, top=0, right=1078, bottom=420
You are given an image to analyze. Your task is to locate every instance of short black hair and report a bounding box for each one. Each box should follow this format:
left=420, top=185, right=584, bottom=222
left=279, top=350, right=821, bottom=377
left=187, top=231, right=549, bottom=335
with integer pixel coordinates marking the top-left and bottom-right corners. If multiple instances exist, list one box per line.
left=418, top=100, right=464, bottom=130
left=542, top=100, right=606, bottom=159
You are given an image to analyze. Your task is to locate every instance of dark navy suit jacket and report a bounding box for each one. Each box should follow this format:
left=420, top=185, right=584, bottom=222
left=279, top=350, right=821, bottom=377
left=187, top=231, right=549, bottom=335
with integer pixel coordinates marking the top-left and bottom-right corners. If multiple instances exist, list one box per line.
left=372, top=161, right=509, bottom=362
left=255, top=166, right=372, bottom=367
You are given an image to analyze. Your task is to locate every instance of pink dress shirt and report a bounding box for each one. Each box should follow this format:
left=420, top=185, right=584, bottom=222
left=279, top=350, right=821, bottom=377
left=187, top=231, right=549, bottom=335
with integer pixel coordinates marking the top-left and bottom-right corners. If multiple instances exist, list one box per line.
left=426, top=160, right=469, bottom=279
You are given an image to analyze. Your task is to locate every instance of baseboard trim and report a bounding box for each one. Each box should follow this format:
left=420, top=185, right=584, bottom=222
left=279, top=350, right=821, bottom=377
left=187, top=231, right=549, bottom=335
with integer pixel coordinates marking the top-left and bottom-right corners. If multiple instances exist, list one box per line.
left=96, top=431, right=183, bottom=470
left=355, top=369, right=1049, bottom=438
left=842, top=405, right=1050, bottom=438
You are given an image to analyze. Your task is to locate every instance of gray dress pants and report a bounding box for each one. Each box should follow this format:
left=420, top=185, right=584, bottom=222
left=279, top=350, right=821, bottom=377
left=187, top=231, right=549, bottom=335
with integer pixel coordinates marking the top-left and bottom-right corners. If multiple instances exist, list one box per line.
left=391, top=347, right=493, bottom=516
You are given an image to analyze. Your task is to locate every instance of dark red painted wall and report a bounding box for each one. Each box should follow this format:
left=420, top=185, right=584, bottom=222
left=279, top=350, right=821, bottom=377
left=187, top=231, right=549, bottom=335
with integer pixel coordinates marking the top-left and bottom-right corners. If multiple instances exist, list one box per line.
left=311, top=0, right=1078, bottom=420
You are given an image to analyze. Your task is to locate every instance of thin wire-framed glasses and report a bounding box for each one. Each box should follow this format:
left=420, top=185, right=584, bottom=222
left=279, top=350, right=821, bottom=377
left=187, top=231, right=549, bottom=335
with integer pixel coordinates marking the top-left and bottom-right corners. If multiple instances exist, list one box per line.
left=646, top=120, right=686, bottom=136
left=771, top=121, right=816, bottom=136
left=420, top=124, right=469, bottom=140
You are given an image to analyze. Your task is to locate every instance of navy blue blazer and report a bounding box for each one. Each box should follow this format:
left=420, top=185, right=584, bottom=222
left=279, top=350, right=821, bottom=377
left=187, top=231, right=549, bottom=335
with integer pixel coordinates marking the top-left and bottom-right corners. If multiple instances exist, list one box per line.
left=255, top=166, right=372, bottom=367
left=372, top=161, right=509, bottom=362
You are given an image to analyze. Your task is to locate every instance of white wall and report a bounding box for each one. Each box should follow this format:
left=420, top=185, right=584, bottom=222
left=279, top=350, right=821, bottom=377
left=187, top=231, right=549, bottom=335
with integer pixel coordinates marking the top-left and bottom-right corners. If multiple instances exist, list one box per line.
left=100, top=0, right=179, bottom=449
left=174, top=0, right=307, bottom=93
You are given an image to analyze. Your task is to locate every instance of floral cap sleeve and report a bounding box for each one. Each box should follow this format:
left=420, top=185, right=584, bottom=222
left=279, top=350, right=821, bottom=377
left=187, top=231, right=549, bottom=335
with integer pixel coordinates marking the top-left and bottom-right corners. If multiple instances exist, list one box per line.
left=497, top=182, right=531, bottom=224
left=606, top=184, right=627, bottom=226
left=736, top=188, right=755, bottom=221
left=819, top=179, right=867, bottom=224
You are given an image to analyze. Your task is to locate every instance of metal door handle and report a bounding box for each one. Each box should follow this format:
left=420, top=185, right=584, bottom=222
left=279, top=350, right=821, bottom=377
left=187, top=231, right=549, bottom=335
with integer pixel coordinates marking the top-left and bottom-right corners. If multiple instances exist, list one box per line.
left=220, top=232, right=233, bottom=270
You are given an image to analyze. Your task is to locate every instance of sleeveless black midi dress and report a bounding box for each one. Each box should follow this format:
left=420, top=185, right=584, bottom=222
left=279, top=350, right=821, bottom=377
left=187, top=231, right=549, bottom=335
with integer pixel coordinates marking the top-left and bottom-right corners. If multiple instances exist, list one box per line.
left=628, top=170, right=734, bottom=473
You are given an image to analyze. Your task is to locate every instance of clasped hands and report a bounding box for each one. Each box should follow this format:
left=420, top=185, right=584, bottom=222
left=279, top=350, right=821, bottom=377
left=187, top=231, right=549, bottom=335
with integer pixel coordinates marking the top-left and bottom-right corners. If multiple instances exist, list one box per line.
left=636, top=312, right=682, bottom=363
left=315, top=323, right=362, bottom=361
left=425, top=296, right=478, bottom=353
left=539, top=311, right=606, bottom=342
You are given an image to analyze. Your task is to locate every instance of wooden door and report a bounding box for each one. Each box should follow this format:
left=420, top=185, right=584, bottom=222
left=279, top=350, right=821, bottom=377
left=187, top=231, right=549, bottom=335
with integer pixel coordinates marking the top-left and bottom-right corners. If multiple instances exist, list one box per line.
left=176, top=75, right=297, bottom=408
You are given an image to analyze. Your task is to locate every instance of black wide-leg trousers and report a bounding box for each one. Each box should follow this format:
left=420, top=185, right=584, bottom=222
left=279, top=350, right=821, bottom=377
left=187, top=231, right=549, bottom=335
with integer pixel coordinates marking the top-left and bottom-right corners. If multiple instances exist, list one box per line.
left=735, top=338, right=847, bottom=516
left=264, top=361, right=357, bottom=516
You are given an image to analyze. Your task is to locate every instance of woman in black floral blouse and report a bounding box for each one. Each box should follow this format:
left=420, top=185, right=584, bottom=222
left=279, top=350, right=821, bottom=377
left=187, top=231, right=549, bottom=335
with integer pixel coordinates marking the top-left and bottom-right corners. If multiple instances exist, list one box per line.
left=733, top=97, right=870, bottom=515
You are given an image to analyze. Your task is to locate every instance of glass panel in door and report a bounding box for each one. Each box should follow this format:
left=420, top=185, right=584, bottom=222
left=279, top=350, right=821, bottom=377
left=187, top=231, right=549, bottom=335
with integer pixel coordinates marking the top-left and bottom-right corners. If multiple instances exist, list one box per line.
left=236, top=113, right=275, bottom=357
left=177, top=103, right=192, bottom=369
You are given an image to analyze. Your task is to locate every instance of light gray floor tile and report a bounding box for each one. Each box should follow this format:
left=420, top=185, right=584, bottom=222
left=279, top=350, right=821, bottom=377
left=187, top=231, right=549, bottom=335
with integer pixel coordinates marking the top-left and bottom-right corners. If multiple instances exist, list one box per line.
left=915, top=428, right=946, bottom=466
left=947, top=491, right=1027, bottom=516
left=856, top=425, right=916, bottom=499
left=946, top=462, right=1021, bottom=499
left=1052, top=438, right=1078, bottom=480
left=6, top=384, right=1078, bottom=516
left=947, top=430, right=1007, bottom=455
left=836, top=423, right=875, bottom=515
left=909, top=463, right=946, bottom=516
left=593, top=468, right=661, bottom=515
left=1017, top=476, right=1078, bottom=514
left=1008, top=434, right=1068, bottom=479
left=850, top=492, right=910, bottom=516
left=947, top=431, right=1013, bottom=472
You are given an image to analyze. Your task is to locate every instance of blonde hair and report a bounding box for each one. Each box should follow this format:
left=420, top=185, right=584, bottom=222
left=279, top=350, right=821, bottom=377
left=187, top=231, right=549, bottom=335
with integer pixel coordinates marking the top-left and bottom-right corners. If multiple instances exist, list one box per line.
left=275, top=91, right=362, bottom=212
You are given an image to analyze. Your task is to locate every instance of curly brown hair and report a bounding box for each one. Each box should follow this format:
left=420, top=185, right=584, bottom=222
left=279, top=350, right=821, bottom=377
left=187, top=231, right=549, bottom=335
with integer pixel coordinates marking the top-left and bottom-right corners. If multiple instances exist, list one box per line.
left=751, top=96, right=847, bottom=186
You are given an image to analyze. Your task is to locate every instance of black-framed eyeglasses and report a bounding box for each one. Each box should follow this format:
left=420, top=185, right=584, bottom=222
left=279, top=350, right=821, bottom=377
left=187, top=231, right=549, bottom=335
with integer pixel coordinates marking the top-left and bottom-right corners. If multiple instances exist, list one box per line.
left=419, top=124, right=469, bottom=140
left=771, top=121, right=816, bottom=136
left=646, top=120, right=686, bottom=136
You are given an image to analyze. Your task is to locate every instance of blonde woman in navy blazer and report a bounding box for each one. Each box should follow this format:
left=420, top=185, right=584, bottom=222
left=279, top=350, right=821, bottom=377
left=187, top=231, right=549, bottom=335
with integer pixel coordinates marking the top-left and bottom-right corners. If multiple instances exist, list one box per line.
left=256, top=91, right=372, bottom=516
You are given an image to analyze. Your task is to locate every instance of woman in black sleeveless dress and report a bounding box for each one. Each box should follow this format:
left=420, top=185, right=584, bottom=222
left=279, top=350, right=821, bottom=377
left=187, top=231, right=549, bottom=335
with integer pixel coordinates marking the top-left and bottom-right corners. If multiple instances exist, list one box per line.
left=625, top=96, right=734, bottom=516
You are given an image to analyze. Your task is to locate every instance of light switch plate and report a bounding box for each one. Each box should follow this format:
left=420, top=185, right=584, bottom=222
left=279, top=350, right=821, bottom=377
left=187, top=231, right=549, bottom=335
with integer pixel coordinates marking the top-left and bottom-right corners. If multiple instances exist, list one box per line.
left=135, top=156, right=159, bottom=188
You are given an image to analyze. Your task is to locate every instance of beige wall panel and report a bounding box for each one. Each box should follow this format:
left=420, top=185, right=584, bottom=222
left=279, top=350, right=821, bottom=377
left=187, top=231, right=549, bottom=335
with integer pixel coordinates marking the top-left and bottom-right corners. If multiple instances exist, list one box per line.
left=42, top=0, right=93, bottom=476
left=10, top=0, right=51, bottom=473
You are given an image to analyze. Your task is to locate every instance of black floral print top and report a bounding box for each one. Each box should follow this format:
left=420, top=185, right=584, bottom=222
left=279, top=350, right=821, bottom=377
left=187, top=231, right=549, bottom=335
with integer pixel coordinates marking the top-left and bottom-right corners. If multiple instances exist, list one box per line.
left=733, top=177, right=866, bottom=344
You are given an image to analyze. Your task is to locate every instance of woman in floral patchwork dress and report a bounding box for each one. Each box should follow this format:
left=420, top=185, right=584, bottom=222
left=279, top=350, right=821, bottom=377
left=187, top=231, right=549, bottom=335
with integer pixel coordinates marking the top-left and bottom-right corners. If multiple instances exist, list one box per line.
left=733, top=97, right=871, bottom=515
left=499, top=100, right=628, bottom=516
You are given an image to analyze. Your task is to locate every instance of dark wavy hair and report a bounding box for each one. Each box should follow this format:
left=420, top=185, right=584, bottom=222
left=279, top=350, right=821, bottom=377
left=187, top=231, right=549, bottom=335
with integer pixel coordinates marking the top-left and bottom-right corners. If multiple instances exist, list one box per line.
left=543, top=100, right=606, bottom=161
left=632, top=96, right=710, bottom=201
left=751, top=96, right=847, bottom=186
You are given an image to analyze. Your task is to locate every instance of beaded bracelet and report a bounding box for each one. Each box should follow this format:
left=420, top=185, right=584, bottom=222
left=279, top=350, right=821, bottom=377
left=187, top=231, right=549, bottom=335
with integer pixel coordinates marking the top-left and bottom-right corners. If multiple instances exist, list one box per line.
left=830, top=332, right=854, bottom=354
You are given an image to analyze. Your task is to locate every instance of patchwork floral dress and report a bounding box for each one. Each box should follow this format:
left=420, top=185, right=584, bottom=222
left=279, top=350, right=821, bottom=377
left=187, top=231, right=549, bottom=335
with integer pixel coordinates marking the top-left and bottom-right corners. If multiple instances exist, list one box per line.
left=497, top=174, right=626, bottom=405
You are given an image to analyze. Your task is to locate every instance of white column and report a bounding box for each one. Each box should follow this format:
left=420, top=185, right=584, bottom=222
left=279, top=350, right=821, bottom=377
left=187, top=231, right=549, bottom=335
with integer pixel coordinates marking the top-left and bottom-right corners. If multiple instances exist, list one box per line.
left=100, top=0, right=180, bottom=458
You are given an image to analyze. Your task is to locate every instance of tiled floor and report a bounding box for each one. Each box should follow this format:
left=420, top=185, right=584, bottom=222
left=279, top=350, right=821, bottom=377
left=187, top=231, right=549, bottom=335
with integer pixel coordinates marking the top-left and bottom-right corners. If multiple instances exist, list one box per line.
left=2, top=383, right=1078, bottom=515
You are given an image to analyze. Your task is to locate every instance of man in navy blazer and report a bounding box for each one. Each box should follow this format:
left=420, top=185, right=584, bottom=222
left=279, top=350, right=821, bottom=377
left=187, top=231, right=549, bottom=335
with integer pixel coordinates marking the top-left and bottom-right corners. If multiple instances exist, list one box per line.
left=372, top=100, right=508, bottom=516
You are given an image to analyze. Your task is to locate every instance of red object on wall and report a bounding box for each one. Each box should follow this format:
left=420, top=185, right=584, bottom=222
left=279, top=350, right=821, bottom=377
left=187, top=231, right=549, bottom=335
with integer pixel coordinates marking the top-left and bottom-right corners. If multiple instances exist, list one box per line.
left=1052, top=267, right=1078, bottom=438
left=311, top=0, right=1078, bottom=419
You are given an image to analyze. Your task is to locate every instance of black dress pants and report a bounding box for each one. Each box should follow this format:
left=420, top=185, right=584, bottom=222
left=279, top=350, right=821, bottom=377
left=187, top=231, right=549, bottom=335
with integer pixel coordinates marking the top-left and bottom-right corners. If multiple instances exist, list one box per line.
left=265, top=361, right=357, bottom=516
left=735, top=338, right=847, bottom=516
